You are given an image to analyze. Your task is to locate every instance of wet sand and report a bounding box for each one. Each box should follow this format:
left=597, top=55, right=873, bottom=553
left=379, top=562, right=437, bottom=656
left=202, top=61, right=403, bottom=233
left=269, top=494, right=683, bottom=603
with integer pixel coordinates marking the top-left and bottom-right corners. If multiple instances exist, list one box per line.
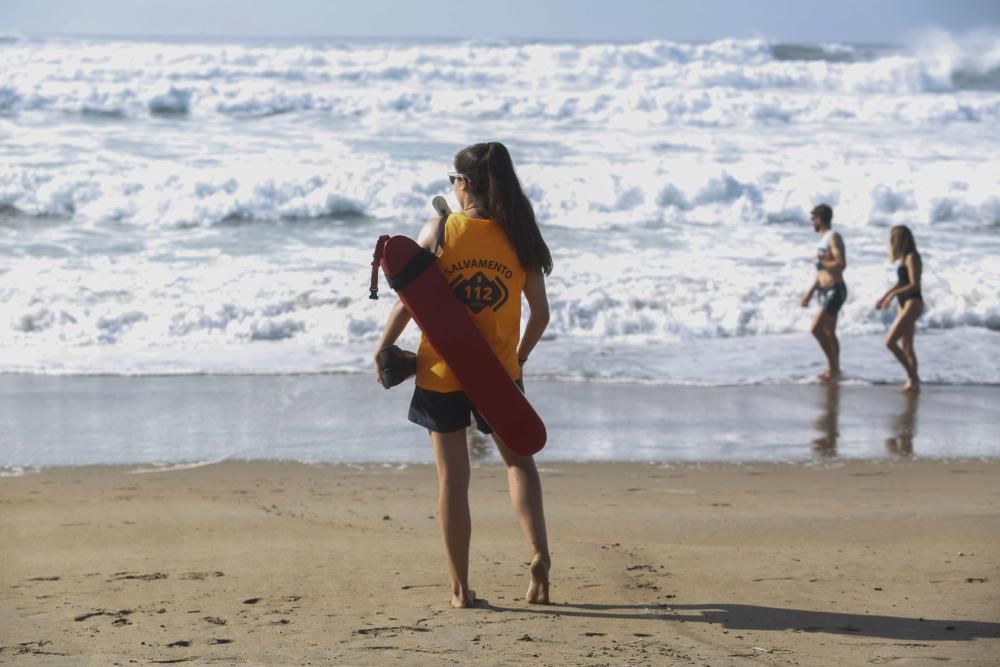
left=3, top=374, right=1000, bottom=466
left=2, top=460, right=999, bottom=665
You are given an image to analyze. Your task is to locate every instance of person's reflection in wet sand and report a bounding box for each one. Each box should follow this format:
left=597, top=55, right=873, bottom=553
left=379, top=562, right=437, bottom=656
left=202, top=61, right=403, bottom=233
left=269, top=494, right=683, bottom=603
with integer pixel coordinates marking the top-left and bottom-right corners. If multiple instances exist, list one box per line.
left=811, top=382, right=841, bottom=457
left=885, top=390, right=919, bottom=456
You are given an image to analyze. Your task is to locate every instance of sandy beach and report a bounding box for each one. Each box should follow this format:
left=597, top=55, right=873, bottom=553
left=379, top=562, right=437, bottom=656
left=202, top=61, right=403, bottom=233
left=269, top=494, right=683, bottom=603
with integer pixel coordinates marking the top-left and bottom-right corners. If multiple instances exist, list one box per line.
left=4, top=12, right=1000, bottom=667
left=3, top=459, right=998, bottom=665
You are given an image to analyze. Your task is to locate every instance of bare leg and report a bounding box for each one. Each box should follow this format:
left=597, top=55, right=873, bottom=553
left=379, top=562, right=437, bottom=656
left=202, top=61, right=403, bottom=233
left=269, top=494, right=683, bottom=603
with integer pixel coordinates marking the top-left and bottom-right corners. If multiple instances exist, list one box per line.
left=811, top=311, right=832, bottom=379
left=901, top=323, right=920, bottom=390
left=811, top=310, right=840, bottom=380
left=430, top=429, right=475, bottom=608
left=885, top=301, right=923, bottom=392
left=493, top=434, right=551, bottom=604
left=827, top=320, right=841, bottom=379
left=884, top=336, right=911, bottom=381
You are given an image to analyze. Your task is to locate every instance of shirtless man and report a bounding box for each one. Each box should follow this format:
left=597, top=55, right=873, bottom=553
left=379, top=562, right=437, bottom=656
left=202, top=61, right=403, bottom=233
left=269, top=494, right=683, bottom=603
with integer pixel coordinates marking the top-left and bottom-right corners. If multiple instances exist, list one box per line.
left=800, top=204, right=847, bottom=382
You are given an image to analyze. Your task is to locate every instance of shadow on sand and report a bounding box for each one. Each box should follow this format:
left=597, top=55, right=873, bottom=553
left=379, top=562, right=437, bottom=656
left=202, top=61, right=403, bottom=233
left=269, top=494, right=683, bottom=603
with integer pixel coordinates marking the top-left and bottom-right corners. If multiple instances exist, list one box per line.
left=482, top=601, right=1000, bottom=642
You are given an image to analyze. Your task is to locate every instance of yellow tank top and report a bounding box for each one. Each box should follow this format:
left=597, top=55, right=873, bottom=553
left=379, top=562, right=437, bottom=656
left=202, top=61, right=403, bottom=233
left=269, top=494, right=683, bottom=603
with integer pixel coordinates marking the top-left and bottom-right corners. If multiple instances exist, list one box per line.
left=416, top=212, right=526, bottom=393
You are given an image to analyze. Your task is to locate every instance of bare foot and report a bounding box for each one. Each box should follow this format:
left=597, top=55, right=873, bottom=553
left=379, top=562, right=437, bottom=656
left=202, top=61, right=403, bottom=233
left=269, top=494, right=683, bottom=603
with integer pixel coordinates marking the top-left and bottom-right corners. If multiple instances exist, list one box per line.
left=901, top=378, right=920, bottom=393
left=820, top=369, right=842, bottom=383
left=450, top=589, right=476, bottom=609
left=526, top=555, right=550, bottom=604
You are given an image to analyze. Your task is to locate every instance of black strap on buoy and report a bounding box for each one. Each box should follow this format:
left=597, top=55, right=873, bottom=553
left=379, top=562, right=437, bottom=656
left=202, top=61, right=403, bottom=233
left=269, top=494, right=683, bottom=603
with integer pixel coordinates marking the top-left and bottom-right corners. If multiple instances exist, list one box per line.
left=434, top=213, right=447, bottom=254
left=369, top=235, right=389, bottom=299
left=385, top=247, right=436, bottom=292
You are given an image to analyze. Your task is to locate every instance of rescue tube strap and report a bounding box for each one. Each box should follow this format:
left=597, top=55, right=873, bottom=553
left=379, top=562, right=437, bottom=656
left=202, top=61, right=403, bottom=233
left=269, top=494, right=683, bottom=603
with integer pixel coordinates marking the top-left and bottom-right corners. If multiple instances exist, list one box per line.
left=386, top=247, right=437, bottom=292
left=434, top=214, right=448, bottom=255
left=369, top=235, right=390, bottom=299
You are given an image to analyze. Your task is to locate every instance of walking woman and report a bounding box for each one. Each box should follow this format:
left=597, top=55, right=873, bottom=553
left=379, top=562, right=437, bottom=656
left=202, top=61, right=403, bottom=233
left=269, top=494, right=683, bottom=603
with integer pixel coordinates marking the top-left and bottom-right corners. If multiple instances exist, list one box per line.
left=374, top=142, right=553, bottom=608
left=876, top=225, right=924, bottom=392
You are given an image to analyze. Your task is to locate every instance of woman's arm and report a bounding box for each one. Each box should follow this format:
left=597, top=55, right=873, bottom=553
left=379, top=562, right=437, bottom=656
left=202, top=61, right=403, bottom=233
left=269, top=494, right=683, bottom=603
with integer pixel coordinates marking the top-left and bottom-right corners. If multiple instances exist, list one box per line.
left=875, top=287, right=895, bottom=309
left=373, top=303, right=412, bottom=385
left=517, top=269, right=550, bottom=365
left=416, top=216, right=444, bottom=253
left=875, top=286, right=895, bottom=309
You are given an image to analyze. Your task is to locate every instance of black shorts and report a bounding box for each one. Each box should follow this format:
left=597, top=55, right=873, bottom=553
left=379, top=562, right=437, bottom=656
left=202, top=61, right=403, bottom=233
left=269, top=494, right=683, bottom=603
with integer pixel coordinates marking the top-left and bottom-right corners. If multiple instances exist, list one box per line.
left=409, top=378, right=524, bottom=435
left=817, top=283, right=847, bottom=316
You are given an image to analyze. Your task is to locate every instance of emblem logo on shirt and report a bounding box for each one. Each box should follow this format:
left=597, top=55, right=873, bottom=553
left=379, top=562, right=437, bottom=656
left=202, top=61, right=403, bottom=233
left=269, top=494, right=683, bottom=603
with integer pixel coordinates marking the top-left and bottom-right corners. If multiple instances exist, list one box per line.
left=449, top=271, right=509, bottom=314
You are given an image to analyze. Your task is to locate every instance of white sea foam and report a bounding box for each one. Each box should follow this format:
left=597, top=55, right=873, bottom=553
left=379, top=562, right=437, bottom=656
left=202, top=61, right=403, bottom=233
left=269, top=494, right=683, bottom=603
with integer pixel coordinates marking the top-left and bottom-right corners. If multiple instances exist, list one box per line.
left=2, top=150, right=999, bottom=229
left=2, top=34, right=1000, bottom=123
left=129, top=457, right=234, bottom=474
left=907, top=28, right=1000, bottom=90
left=1, top=34, right=998, bottom=384
left=0, top=466, right=36, bottom=478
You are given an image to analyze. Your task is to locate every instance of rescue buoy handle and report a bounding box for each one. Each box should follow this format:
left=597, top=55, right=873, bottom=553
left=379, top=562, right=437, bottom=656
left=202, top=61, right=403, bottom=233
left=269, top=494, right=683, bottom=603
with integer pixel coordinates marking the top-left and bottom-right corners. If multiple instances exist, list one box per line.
left=369, top=235, right=390, bottom=299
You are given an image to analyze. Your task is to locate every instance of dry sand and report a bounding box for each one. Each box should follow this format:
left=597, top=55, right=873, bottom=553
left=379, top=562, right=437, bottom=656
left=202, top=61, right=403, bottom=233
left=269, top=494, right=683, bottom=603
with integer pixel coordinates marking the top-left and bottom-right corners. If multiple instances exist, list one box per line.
left=2, top=460, right=999, bottom=665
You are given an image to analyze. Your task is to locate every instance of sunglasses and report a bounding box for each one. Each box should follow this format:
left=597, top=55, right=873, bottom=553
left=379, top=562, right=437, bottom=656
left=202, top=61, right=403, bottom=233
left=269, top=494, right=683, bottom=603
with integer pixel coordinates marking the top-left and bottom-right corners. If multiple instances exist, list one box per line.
left=448, top=172, right=467, bottom=185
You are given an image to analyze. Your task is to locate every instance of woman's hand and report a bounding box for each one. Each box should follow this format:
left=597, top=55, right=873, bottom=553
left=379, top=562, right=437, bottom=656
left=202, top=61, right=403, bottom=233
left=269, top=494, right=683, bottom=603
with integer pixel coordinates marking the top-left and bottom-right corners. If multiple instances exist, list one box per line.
left=374, top=301, right=414, bottom=387
left=800, top=293, right=812, bottom=308
left=875, top=295, right=890, bottom=310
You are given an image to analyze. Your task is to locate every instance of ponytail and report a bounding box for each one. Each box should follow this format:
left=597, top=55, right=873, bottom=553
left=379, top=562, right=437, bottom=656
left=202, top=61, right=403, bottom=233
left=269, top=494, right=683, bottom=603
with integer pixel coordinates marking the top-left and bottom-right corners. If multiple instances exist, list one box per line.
left=455, top=142, right=553, bottom=275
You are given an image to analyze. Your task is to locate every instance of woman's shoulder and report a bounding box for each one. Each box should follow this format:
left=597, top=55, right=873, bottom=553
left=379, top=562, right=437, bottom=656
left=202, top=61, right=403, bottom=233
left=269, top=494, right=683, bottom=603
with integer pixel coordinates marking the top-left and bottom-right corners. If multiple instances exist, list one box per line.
left=451, top=211, right=493, bottom=222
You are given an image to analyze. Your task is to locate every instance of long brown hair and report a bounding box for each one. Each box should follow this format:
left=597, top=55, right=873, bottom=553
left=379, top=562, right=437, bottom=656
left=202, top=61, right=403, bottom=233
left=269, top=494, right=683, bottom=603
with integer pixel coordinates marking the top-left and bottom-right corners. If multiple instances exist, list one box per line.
left=454, top=142, right=552, bottom=275
left=889, top=225, right=917, bottom=262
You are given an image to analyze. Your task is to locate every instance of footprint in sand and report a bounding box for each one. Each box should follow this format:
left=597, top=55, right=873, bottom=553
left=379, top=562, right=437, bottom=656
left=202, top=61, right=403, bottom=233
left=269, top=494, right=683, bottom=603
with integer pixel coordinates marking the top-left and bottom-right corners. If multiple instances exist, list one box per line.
left=74, top=609, right=134, bottom=622
left=181, top=571, right=224, bottom=581
left=109, top=572, right=168, bottom=582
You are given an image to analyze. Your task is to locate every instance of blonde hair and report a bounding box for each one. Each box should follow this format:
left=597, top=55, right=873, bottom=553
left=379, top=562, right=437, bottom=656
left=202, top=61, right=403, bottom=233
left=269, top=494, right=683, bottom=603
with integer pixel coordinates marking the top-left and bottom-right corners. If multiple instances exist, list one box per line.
left=889, top=225, right=917, bottom=262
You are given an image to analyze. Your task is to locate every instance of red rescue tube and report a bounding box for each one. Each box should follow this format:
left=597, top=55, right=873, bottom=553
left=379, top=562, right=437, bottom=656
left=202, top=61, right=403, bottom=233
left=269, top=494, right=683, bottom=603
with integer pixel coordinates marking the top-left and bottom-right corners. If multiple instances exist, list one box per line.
left=381, top=235, right=546, bottom=456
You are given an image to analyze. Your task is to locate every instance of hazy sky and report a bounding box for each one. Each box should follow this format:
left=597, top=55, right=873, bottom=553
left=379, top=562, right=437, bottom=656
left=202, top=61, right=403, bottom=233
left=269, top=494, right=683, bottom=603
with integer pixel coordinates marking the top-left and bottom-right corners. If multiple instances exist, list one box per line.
left=2, top=0, right=998, bottom=43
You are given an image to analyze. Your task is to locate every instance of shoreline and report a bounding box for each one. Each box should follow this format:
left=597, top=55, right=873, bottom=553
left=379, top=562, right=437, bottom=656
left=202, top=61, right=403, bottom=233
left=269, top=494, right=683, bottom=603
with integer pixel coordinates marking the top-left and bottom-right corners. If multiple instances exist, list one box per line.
left=3, top=459, right=998, bottom=665
left=3, top=328, right=1000, bottom=385
left=4, top=453, right=1000, bottom=477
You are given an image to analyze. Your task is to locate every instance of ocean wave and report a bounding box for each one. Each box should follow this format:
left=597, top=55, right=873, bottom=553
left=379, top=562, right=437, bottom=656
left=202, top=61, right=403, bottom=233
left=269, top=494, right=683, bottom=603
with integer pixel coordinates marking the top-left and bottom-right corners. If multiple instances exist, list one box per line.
left=907, top=28, right=1000, bottom=92
left=148, top=85, right=192, bottom=115
left=0, top=34, right=998, bottom=124
left=770, top=42, right=862, bottom=63
left=2, top=236, right=997, bottom=354
left=0, top=34, right=996, bottom=391
left=0, top=82, right=994, bottom=126
left=3, top=155, right=1000, bottom=230
left=0, top=84, right=19, bottom=110
left=0, top=163, right=377, bottom=227
left=3, top=328, right=999, bottom=387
